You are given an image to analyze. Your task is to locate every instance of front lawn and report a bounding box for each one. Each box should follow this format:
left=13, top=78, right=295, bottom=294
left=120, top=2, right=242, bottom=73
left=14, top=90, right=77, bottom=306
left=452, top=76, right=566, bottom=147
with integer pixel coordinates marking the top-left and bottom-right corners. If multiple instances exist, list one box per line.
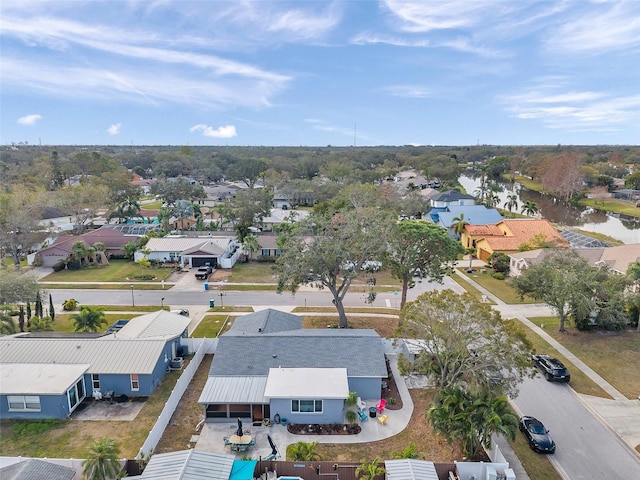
left=191, top=315, right=235, bottom=337
left=457, top=269, right=537, bottom=304
left=529, top=318, right=640, bottom=399
left=40, top=259, right=174, bottom=283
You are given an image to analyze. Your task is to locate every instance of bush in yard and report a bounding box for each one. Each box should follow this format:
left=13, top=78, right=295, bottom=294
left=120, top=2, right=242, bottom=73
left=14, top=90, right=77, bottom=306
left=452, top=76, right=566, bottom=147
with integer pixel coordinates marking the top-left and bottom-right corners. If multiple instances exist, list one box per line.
left=492, top=272, right=505, bottom=280
left=488, top=252, right=510, bottom=274
left=52, top=260, right=66, bottom=272
left=63, top=298, right=78, bottom=311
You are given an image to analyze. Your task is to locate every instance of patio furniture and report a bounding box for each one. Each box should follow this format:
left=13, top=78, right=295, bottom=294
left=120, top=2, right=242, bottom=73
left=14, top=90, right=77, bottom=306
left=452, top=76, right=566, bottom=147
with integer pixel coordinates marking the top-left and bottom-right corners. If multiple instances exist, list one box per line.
left=369, top=407, right=377, bottom=418
left=229, top=434, right=253, bottom=452
left=378, top=414, right=388, bottom=425
left=358, top=410, right=368, bottom=421
left=376, top=399, right=386, bottom=413
left=357, top=396, right=367, bottom=411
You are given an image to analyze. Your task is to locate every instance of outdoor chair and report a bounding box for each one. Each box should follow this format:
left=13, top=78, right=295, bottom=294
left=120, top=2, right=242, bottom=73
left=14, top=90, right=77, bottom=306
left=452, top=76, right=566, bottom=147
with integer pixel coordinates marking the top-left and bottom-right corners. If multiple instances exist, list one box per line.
left=378, top=414, right=388, bottom=425
left=357, top=396, right=367, bottom=411
left=358, top=410, right=368, bottom=421
left=376, top=398, right=386, bottom=413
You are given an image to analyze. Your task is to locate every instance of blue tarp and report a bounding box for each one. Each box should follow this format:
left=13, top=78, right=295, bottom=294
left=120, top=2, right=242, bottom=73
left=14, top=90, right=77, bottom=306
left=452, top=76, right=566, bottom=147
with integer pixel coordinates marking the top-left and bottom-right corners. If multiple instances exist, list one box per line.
left=230, top=460, right=257, bottom=480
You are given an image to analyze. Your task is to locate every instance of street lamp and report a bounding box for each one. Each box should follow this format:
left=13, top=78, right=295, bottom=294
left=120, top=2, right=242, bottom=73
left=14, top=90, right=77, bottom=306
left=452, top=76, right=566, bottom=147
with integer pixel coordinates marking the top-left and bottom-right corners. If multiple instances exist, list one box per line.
left=130, top=284, right=135, bottom=307
left=219, top=292, right=224, bottom=308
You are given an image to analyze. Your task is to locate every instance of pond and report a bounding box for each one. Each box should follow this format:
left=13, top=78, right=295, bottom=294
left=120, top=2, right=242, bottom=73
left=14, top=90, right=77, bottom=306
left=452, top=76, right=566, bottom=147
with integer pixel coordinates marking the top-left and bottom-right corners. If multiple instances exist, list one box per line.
left=457, top=175, right=640, bottom=244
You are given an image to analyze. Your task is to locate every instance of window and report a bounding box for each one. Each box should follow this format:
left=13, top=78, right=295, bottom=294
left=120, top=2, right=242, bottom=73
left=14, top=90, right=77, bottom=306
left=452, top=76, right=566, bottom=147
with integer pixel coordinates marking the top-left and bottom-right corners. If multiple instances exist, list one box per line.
left=8, top=395, right=41, bottom=412
left=92, top=374, right=100, bottom=391
left=67, top=378, right=86, bottom=411
left=291, top=399, right=322, bottom=413
left=131, top=374, right=139, bottom=391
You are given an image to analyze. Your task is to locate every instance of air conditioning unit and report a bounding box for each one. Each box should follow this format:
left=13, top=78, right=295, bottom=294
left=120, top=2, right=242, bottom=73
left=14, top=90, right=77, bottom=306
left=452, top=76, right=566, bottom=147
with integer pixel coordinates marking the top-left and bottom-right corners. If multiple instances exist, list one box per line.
left=170, top=357, right=184, bottom=369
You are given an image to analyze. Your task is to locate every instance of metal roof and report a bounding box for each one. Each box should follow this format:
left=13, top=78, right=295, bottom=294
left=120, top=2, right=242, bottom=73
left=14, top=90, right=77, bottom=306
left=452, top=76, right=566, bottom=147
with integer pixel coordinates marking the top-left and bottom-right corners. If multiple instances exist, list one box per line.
left=385, top=459, right=439, bottom=480
left=135, top=449, right=234, bottom=480
left=113, top=310, right=190, bottom=340
left=0, top=338, right=166, bottom=374
left=210, top=329, right=387, bottom=378
left=199, top=376, right=269, bottom=404
left=0, top=459, right=76, bottom=480
left=264, top=368, right=349, bottom=399
left=0, top=363, right=89, bottom=395
left=145, top=237, right=212, bottom=253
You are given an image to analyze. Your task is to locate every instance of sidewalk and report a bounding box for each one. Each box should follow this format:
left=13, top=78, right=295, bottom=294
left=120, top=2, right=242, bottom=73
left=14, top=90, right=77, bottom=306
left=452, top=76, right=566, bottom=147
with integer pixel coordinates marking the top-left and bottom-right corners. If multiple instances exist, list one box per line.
left=454, top=268, right=640, bottom=457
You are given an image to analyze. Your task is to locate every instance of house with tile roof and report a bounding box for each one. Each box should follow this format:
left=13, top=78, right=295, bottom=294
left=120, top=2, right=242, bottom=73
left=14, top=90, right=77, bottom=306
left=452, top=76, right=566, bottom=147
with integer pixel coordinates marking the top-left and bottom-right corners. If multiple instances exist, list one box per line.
left=464, top=219, right=568, bottom=262
left=508, top=244, right=640, bottom=277
left=198, top=309, right=387, bottom=424
left=0, top=311, right=189, bottom=419
left=139, top=235, right=240, bottom=268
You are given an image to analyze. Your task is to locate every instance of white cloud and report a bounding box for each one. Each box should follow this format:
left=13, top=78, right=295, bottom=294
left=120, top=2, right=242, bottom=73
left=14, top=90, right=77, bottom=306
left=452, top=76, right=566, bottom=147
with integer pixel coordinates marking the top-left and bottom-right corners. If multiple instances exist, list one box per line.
left=107, top=123, right=121, bottom=135
left=382, top=85, right=433, bottom=98
left=17, top=114, right=42, bottom=126
left=190, top=124, right=237, bottom=139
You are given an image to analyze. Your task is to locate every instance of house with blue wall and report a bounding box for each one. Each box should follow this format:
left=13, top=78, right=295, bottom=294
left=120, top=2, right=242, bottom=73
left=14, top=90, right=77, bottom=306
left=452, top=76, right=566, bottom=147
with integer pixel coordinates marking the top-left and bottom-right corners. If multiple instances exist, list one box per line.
left=198, top=309, right=387, bottom=424
left=432, top=205, right=503, bottom=238
left=0, top=311, right=189, bottom=420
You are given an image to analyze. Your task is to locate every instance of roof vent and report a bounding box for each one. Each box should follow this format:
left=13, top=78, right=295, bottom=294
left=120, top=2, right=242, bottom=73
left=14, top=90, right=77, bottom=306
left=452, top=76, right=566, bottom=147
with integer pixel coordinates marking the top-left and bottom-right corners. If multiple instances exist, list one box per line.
left=76, top=344, right=81, bottom=349
left=258, top=328, right=262, bottom=332
left=272, top=354, right=277, bottom=358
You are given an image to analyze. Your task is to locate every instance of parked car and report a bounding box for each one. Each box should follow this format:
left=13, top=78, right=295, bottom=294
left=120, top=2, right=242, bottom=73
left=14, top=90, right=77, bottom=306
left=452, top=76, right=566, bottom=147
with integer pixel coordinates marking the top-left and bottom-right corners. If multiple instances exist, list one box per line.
left=170, top=309, right=190, bottom=317
left=532, top=354, right=571, bottom=382
left=519, top=416, right=556, bottom=453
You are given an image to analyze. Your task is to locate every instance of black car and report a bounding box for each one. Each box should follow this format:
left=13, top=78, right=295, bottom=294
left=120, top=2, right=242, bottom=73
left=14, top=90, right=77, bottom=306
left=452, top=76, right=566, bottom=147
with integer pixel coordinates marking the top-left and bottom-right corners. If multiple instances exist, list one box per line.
left=532, top=354, right=570, bottom=382
left=519, top=416, right=556, bottom=453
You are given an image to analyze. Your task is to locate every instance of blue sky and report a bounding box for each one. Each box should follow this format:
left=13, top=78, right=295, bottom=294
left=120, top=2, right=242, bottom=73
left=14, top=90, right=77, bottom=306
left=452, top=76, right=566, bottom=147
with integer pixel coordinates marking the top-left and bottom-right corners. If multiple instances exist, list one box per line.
left=1, top=0, right=639, bottom=147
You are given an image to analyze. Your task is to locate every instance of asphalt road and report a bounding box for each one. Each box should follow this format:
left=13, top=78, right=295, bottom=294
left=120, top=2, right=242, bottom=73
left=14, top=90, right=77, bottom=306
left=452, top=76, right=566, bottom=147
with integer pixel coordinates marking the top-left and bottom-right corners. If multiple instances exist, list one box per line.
left=512, top=374, right=640, bottom=479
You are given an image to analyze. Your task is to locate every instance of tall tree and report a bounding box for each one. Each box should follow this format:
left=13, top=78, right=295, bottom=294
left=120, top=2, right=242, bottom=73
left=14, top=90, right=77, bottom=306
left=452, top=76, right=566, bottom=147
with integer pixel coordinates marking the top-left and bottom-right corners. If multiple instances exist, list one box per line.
left=49, top=293, right=56, bottom=322
left=227, top=157, right=267, bottom=189
left=82, top=438, right=122, bottom=480
left=276, top=208, right=391, bottom=328
left=449, top=213, right=469, bottom=239
left=35, top=292, right=43, bottom=318
left=385, top=221, right=462, bottom=309
left=171, top=199, right=194, bottom=231
left=0, top=271, right=40, bottom=304
left=242, top=234, right=260, bottom=260
left=398, top=290, right=533, bottom=395
left=520, top=200, right=539, bottom=217
left=511, top=250, right=602, bottom=331
left=71, top=306, right=107, bottom=333
left=503, top=194, right=519, bottom=217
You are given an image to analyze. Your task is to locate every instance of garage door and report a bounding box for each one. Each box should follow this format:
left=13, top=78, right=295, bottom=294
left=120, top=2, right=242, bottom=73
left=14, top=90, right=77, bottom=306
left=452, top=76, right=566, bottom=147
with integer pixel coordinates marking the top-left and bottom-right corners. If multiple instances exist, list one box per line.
left=192, top=257, right=218, bottom=268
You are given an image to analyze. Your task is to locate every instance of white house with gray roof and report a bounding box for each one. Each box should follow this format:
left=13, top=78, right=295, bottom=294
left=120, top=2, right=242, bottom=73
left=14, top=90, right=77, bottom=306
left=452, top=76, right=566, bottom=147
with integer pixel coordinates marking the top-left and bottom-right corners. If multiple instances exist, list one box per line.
left=198, top=309, right=387, bottom=424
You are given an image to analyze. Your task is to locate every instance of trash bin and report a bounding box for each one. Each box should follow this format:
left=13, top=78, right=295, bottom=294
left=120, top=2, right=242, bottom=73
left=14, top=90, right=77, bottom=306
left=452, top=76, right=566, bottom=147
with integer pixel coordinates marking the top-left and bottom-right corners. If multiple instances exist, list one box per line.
left=204, top=282, right=209, bottom=291
left=209, top=299, right=215, bottom=308
left=369, top=407, right=377, bottom=418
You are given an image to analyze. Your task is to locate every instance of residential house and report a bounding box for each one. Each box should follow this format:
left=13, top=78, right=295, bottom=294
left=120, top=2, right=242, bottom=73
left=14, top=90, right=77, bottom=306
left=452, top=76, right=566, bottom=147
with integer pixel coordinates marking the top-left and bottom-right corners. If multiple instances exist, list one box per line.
left=127, top=449, right=244, bottom=480
left=464, top=219, right=568, bottom=262
left=0, top=311, right=189, bottom=420
left=259, top=208, right=310, bottom=232
left=0, top=458, right=76, bottom=480
left=32, top=224, right=149, bottom=266
left=508, top=244, right=640, bottom=277
left=255, top=234, right=280, bottom=259
left=139, top=235, right=240, bottom=268
left=430, top=190, right=476, bottom=209
left=199, top=309, right=387, bottom=424
left=433, top=205, right=503, bottom=239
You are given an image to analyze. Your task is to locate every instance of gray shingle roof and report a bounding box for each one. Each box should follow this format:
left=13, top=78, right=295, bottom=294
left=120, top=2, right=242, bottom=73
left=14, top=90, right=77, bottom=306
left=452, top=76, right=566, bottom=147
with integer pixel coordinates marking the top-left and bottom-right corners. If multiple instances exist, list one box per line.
left=135, top=449, right=234, bottom=480
left=0, top=459, right=76, bottom=480
left=225, top=309, right=302, bottom=335
left=211, top=328, right=387, bottom=378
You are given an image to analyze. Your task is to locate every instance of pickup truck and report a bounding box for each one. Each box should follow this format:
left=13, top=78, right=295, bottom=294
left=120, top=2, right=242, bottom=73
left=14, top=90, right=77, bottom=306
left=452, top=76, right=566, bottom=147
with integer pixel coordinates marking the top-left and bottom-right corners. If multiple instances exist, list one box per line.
left=195, top=266, right=213, bottom=280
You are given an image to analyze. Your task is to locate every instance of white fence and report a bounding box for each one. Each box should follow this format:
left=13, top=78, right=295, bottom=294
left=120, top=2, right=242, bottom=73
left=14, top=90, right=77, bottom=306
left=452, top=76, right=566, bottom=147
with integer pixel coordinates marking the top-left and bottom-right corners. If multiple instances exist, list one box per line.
left=183, top=337, right=218, bottom=354
left=136, top=340, right=207, bottom=459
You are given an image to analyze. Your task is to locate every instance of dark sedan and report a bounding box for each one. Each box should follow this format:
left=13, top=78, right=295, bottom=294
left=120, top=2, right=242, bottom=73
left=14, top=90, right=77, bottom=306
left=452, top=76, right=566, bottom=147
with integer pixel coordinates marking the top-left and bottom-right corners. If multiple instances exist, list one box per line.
left=532, top=354, right=571, bottom=382
left=519, top=416, right=556, bottom=453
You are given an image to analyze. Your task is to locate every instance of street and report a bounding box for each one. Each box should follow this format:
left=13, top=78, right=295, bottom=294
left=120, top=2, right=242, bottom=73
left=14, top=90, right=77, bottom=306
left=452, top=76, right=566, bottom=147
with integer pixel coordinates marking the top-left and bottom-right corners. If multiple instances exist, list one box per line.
left=511, top=374, right=640, bottom=479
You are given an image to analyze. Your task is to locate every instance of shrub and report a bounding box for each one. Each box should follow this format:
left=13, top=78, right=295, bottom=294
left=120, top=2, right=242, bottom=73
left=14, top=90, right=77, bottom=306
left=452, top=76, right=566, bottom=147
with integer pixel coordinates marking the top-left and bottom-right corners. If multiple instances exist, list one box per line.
left=492, top=272, right=505, bottom=280
left=345, top=410, right=358, bottom=425
left=63, top=298, right=78, bottom=311
left=66, top=259, right=82, bottom=270
left=52, top=260, right=66, bottom=272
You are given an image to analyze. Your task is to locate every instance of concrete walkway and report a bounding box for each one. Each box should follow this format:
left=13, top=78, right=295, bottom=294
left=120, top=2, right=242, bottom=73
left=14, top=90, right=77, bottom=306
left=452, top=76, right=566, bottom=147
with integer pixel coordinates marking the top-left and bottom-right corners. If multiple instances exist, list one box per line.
left=195, top=354, right=414, bottom=455
left=454, top=267, right=640, bottom=456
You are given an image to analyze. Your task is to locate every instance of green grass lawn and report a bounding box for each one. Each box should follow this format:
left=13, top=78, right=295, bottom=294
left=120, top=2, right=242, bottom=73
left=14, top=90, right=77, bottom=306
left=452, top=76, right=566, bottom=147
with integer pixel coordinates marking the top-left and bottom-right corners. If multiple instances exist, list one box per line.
left=191, top=315, right=235, bottom=337
left=457, top=269, right=537, bottom=304
left=40, top=259, right=174, bottom=283
left=521, top=322, right=610, bottom=398
left=227, top=262, right=277, bottom=282
left=529, top=317, right=640, bottom=399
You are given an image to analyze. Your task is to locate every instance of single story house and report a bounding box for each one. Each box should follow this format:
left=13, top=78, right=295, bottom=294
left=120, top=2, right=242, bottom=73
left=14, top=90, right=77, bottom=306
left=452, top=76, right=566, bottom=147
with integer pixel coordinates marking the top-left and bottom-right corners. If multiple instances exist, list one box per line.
left=32, top=225, right=142, bottom=266
left=433, top=205, right=503, bottom=239
left=255, top=234, right=280, bottom=259
left=260, top=208, right=310, bottom=232
left=138, top=235, right=240, bottom=268
left=0, top=311, right=189, bottom=420
left=0, top=458, right=76, bottom=480
left=508, top=244, right=640, bottom=277
left=464, top=218, right=569, bottom=262
left=199, top=309, right=387, bottom=424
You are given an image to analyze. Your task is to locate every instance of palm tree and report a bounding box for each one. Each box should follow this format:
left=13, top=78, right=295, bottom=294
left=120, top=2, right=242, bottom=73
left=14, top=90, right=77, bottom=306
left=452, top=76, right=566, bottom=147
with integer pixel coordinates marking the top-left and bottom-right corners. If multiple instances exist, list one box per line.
left=392, top=443, right=421, bottom=459
left=520, top=200, right=539, bottom=217
left=473, top=394, right=519, bottom=453
left=288, top=441, right=321, bottom=461
left=71, top=241, right=88, bottom=267
left=93, top=242, right=107, bottom=264
left=449, top=213, right=469, bottom=239
left=1, top=315, right=16, bottom=335
left=242, top=234, right=260, bottom=260
left=29, top=315, right=54, bottom=332
left=82, top=437, right=122, bottom=480
left=485, top=192, right=500, bottom=208
left=71, top=306, right=107, bottom=333
left=172, top=199, right=195, bottom=231
left=504, top=194, right=518, bottom=217
left=355, top=457, right=385, bottom=480
left=108, top=197, right=142, bottom=224
left=156, top=205, right=172, bottom=232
